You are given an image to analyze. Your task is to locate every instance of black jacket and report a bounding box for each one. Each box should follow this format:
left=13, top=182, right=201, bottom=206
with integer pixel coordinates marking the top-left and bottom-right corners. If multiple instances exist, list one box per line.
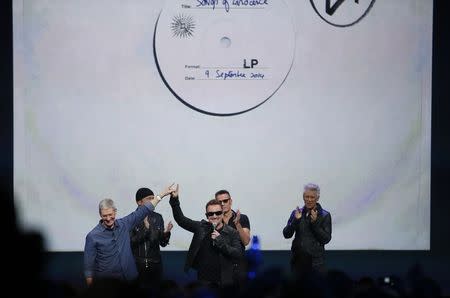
left=283, top=203, right=332, bottom=265
left=130, top=211, right=170, bottom=263
left=169, top=195, right=243, bottom=285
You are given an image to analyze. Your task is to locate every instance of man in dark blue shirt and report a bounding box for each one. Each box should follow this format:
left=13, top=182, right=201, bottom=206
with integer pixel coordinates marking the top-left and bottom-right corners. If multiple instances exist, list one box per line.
left=83, top=184, right=173, bottom=286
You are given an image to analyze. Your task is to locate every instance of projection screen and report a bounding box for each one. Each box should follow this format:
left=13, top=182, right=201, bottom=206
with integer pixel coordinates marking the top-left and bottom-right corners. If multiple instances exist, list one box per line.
left=13, top=0, right=432, bottom=251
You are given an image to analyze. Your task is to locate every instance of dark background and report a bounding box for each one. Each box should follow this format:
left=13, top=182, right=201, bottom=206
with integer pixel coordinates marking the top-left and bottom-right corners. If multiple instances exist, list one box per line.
left=2, top=0, right=449, bottom=293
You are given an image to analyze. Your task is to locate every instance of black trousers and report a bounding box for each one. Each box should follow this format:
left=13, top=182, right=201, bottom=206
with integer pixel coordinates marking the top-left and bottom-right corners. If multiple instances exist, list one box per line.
left=291, top=251, right=326, bottom=277
left=135, top=259, right=163, bottom=288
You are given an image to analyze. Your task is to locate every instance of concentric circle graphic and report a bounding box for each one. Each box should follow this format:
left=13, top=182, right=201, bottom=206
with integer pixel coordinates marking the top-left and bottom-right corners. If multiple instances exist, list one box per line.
left=310, top=0, right=376, bottom=27
left=153, top=0, right=296, bottom=116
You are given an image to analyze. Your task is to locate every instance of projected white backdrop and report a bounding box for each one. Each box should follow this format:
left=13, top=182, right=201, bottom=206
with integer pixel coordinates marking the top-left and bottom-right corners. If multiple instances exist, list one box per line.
left=13, top=0, right=432, bottom=251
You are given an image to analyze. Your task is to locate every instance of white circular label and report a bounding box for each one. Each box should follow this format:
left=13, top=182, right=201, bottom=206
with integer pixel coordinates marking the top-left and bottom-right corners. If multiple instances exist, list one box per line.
left=154, top=0, right=296, bottom=115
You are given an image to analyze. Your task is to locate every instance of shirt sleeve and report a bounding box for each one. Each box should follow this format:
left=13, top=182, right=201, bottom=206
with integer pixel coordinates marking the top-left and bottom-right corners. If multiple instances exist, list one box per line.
left=122, top=203, right=155, bottom=231
left=240, top=214, right=250, bottom=229
left=157, top=214, right=171, bottom=247
left=84, top=232, right=96, bottom=278
left=282, top=210, right=298, bottom=239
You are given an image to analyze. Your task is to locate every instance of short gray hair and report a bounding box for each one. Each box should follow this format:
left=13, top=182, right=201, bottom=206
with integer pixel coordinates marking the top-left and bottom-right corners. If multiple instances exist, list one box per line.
left=303, top=183, right=320, bottom=198
left=98, top=198, right=117, bottom=214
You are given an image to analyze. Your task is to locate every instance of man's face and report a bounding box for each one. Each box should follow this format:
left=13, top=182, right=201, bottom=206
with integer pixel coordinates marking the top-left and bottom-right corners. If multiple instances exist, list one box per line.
left=303, top=190, right=318, bottom=210
left=100, top=207, right=116, bottom=228
left=206, top=204, right=223, bottom=227
left=216, top=193, right=232, bottom=213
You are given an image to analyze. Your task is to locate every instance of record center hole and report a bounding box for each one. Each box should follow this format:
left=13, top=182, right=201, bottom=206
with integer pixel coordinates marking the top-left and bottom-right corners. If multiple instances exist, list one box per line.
left=220, top=37, right=231, bottom=48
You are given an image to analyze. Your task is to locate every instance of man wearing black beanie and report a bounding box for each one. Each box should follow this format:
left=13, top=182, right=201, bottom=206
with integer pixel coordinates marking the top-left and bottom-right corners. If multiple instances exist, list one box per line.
left=130, top=187, right=173, bottom=289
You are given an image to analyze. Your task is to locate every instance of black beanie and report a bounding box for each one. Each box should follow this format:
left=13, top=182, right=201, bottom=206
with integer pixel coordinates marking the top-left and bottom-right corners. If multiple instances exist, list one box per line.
left=135, top=187, right=154, bottom=202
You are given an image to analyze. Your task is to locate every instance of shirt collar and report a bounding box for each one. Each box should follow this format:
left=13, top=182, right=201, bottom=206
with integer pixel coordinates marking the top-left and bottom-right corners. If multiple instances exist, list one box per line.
left=99, top=219, right=120, bottom=231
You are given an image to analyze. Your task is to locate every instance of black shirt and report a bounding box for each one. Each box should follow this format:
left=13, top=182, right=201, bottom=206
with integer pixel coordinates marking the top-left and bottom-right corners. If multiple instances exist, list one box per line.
left=226, top=210, right=250, bottom=249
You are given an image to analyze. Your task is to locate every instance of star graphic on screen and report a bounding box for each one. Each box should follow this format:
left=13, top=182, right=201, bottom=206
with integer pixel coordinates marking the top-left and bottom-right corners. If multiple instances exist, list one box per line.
left=171, top=14, right=195, bottom=38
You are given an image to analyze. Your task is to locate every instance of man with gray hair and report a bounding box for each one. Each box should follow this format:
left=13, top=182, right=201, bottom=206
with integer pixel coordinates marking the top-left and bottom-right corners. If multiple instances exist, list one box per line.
left=83, top=184, right=173, bottom=286
left=283, top=183, right=332, bottom=275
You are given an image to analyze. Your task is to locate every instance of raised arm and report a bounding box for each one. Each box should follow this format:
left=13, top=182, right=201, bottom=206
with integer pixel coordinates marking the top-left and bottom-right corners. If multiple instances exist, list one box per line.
left=214, top=229, right=244, bottom=259
left=169, top=185, right=200, bottom=233
left=159, top=218, right=172, bottom=247
left=283, top=209, right=300, bottom=239
left=123, top=184, right=174, bottom=230
left=311, top=212, right=332, bottom=245
left=233, top=210, right=251, bottom=246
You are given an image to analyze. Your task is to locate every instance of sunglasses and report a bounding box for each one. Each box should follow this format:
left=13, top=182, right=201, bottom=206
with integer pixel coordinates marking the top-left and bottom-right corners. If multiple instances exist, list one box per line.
left=218, top=198, right=230, bottom=204
left=205, top=211, right=223, bottom=217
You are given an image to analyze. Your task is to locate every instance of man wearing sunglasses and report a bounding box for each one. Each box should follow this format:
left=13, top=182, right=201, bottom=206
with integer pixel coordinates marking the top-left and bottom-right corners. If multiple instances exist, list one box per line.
left=215, top=190, right=251, bottom=247
left=215, top=190, right=251, bottom=283
left=169, top=185, right=243, bottom=287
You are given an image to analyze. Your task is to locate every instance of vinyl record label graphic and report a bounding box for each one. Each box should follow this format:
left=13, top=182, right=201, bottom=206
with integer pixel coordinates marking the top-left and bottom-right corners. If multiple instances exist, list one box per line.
left=153, top=0, right=296, bottom=116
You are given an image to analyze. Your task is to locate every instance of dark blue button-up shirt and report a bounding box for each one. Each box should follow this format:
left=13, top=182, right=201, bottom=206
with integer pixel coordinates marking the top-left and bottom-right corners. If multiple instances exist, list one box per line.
left=84, top=202, right=155, bottom=280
